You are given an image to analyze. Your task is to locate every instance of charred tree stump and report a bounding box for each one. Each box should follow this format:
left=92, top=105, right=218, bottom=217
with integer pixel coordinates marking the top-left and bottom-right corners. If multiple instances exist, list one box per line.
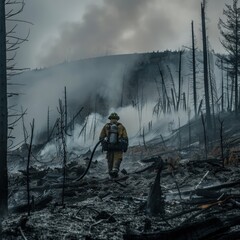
left=146, top=158, right=165, bottom=216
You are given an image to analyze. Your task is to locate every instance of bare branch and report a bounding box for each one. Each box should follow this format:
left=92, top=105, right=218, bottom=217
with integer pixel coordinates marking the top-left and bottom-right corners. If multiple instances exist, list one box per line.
left=6, top=18, right=33, bottom=25
left=5, top=0, right=25, bottom=19
left=8, top=108, right=27, bottom=126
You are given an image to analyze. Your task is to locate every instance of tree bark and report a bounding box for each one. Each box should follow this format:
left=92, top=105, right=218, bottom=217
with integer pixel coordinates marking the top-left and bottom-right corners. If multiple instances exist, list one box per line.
left=234, top=13, right=239, bottom=114
left=191, top=21, right=197, bottom=117
left=177, top=51, right=183, bottom=110
left=27, top=119, right=35, bottom=216
left=0, top=0, right=8, bottom=217
left=201, top=3, right=212, bottom=129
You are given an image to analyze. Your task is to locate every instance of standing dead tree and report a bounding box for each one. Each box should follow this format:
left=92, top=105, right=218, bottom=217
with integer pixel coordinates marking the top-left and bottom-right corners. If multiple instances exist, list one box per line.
left=5, top=0, right=33, bottom=152
left=27, top=118, right=34, bottom=216
left=167, top=65, right=177, bottom=110
left=135, top=77, right=145, bottom=134
left=207, top=48, right=218, bottom=135
left=191, top=21, right=198, bottom=117
left=178, top=117, right=182, bottom=149
left=157, top=65, right=171, bottom=113
left=188, top=110, right=192, bottom=147
left=47, top=106, right=50, bottom=142
left=21, top=106, right=28, bottom=144
left=153, top=77, right=163, bottom=117
left=120, top=67, right=126, bottom=107
left=142, top=127, right=147, bottom=150
left=6, top=0, right=32, bottom=147
left=201, top=1, right=212, bottom=129
left=0, top=0, right=31, bottom=221
left=218, top=117, right=225, bottom=167
left=0, top=0, right=8, bottom=218
left=177, top=50, right=184, bottom=111
left=221, top=59, right=224, bottom=112
left=230, top=74, right=234, bottom=112
left=64, top=86, right=68, bottom=134
left=57, top=99, right=67, bottom=206
left=226, top=66, right=230, bottom=111
left=5, top=0, right=31, bottom=76
left=201, top=112, right=208, bottom=160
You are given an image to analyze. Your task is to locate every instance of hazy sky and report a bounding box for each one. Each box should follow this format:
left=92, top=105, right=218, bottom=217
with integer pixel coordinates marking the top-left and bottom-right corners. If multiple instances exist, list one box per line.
left=9, top=0, right=232, bottom=69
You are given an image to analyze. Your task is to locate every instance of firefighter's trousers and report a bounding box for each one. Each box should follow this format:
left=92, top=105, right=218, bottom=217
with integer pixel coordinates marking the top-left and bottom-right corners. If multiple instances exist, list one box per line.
left=107, top=151, right=122, bottom=173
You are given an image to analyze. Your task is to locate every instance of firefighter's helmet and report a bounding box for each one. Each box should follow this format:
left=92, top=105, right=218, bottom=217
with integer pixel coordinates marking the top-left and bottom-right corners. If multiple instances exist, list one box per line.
left=108, top=112, right=120, bottom=120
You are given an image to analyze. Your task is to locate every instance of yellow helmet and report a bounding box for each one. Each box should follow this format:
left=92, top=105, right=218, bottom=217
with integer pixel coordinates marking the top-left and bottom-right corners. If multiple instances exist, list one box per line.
left=108, top=112, right=120, bottom=120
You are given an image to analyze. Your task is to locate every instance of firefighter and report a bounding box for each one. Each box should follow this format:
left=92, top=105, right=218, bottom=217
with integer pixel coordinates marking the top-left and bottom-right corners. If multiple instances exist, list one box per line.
left=99, top=112, right=128, bottom=178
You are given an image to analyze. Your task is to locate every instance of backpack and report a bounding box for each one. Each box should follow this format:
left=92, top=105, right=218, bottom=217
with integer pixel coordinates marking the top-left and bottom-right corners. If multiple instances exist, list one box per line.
left=102, top=123, right=128, bottom=152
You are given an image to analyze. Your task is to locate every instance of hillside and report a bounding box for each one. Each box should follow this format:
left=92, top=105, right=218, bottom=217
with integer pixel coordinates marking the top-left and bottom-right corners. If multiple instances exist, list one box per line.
left=9, top=50, right=221, bottom=147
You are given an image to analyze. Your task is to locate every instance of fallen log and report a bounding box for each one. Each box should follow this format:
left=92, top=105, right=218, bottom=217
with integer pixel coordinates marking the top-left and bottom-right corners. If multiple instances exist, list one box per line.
left=201, top=179, right=240, bottom=191
left=169, top=179, right=240, bottom=197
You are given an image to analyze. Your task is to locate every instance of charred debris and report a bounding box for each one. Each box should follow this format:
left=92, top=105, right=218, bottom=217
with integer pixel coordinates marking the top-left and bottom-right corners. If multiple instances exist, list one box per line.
left=2, top=111, right=240, bottom=240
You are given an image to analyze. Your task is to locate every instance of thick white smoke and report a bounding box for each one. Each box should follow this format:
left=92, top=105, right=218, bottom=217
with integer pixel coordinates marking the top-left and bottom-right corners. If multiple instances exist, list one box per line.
left=38, top=101, right=192, bottom=161
left=9, top=51, right=222, bottom=157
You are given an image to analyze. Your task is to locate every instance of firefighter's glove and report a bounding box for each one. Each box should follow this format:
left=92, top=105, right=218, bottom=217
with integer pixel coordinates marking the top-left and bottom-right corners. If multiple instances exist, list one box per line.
left=119, top=138, right=128, bottom=152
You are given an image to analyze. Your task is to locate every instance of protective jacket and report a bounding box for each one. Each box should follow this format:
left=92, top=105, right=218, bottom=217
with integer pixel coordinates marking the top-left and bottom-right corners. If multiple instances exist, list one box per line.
left=99, top=122, right=128, bottom=152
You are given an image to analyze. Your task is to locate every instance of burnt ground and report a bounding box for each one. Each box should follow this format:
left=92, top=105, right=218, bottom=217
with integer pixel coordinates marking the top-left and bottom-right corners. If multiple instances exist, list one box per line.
left=2, top=113, right=240, bottom=240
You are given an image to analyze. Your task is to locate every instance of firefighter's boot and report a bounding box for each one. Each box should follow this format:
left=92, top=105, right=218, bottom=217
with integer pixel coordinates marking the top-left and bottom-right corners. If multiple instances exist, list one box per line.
left=111, top=155, right=122, bottom=178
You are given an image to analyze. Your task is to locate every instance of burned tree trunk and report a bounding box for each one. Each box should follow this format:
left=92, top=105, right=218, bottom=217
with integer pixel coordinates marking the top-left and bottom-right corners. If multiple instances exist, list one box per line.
left=0, top=0, right=8, bottom=217
left=47, top=106, right=50, bottom=141
left=226, top=69, right=230, bottom=111
left=219, top=117, right=224, bottom=167
left=201, top=113, right=208, bottom=160
left=64, top=86, right=67, bottom=132
left=191, top=21, right=197, bottom=117
left=221, top=59, right=224, bottom=112
left=27, top=119, right=34, bottom=216
left=158, top=66, right=171, bottom=113
left=177, top=50, right=183, bottom=111
left=230, top=75, right=234, bottom=111
left=201, top=2, right=212, bottom=129
left=167, top=65, right=177, bottom=110
left=58, top=100, right=67, bottom=206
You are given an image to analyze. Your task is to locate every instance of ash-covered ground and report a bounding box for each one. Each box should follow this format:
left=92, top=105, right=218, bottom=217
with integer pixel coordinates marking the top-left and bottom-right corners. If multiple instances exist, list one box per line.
left=2, top=113, right=240, bottom=240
